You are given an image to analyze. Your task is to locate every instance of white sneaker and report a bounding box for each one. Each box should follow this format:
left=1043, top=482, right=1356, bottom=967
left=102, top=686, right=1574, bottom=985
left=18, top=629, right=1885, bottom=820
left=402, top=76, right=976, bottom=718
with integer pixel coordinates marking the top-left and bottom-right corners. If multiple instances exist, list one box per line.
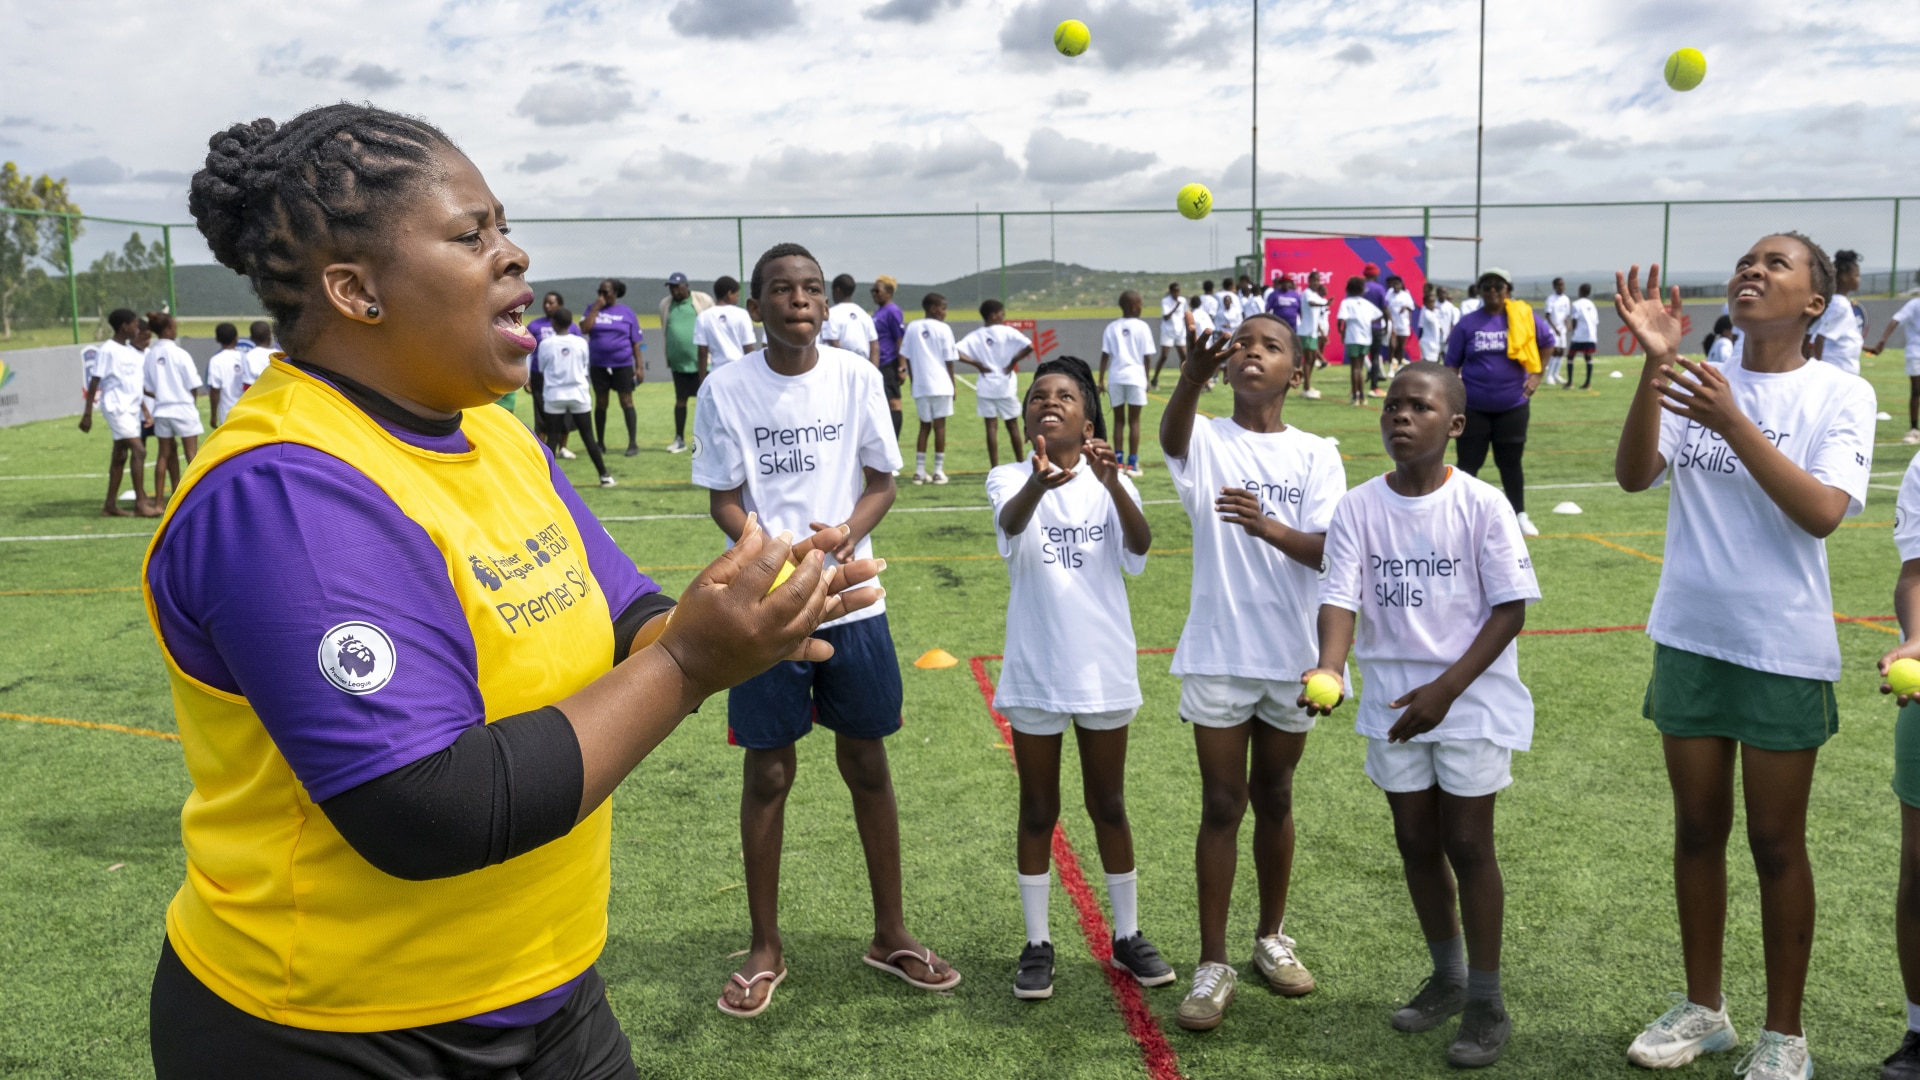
left=932, top=470, right=949, bottom=485
left=1302, top=388, right=1322, bottom=400
left=667, top=437, right=687, bottom=454
left=598, top=475, right=617, bottom=488
left=1515, top=511, right=1540, bottom=538
left=912, top=471, right=931, bottom=485
left=1735, top=1029, right=1811, bottom=1080
left=1626, top=994, right=1738, bottom=1069
left=1904, top=428, right=1920, bottom=445
left=557, top=447, right=577, bottom=460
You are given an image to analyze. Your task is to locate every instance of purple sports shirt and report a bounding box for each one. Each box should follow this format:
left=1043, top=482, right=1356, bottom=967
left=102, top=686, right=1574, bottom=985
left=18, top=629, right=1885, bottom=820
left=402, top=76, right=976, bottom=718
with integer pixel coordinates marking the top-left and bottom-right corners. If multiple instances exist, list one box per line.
left=581, top=304, right=642, bottom=369
left=1363, top=280, right=1390, bottom=330
left=146, top=403, right=659, bottom=1027
left=1265, top=289, right=1303, bottom=328
left=1444, top=306, right=1559, bottom=413
left=873, top=302, right=905, bottom=366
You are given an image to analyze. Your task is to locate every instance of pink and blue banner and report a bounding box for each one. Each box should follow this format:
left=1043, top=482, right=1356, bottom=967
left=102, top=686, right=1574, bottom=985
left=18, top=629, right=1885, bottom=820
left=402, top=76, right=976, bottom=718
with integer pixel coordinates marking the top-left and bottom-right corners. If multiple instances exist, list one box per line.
left=1263, top=236, right=1429, bottom=360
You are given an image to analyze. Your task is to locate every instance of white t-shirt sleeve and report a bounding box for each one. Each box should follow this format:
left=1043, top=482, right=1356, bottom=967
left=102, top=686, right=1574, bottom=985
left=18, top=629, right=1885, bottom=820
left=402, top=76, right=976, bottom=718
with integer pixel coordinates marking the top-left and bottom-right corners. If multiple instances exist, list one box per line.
left=1897, top=455, right=1920, bottom=563
left=693, top=313, right=714, bottom=348
left=689, top=379, right=747, bottom=491
left=1804, top=378, right=1876, bottom=517
left=1476, top=492, right=1542, bottom=607
left=1113, top=472, right=1148, bottom=576
left=1318, top=493, right=1364, bottom=613
left=986, top=464, right=1030, bottom=559
left=855, top=365, right=903, bottom=474
left=1303, top=441, right=1347, bottom=533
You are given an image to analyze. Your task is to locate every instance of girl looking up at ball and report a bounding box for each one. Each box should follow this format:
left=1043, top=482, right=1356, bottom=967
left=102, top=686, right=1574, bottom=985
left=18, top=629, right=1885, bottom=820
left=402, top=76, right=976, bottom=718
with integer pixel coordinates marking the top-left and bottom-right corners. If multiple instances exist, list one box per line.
left=987, top=356, right=1169, bottom=1003
left=1157, top=316, right=1345, bottom=1033
left=1303, top=361, right=1538, bottom=1070
left=1614, top=236, right=1874, bottom=1080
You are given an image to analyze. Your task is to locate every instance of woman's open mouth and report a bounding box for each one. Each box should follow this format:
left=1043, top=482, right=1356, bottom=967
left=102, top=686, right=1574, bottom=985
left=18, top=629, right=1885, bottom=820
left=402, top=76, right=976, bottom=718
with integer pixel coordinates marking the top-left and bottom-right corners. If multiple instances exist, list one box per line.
left=494, top=294, right=536, bottom=350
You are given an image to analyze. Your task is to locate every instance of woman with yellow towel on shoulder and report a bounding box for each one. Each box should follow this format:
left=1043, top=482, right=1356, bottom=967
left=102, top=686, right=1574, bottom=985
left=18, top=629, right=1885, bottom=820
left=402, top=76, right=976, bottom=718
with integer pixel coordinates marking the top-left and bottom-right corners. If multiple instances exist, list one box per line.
left=1443, top=267, right=1553, bottom=538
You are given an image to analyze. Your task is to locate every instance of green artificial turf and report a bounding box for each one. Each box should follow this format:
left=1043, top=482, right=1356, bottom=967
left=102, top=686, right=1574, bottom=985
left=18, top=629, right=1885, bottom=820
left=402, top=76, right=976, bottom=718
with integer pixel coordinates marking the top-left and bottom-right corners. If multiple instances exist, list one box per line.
left=2, top=347, right=1918, bottom=1078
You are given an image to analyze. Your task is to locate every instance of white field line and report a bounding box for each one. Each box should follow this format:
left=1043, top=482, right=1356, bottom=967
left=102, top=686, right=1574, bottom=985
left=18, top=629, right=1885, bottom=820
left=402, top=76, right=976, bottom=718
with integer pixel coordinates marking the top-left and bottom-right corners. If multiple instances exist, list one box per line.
left=0, top=532, right=154, bottom=543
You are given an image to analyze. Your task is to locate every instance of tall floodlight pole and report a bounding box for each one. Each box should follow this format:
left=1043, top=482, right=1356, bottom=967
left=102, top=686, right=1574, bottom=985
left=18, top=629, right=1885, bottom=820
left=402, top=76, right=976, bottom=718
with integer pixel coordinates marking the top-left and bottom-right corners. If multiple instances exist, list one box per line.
left=1473, top=0, right=1486, bottom=277
left=1251, top=0, right=1259, bottom=269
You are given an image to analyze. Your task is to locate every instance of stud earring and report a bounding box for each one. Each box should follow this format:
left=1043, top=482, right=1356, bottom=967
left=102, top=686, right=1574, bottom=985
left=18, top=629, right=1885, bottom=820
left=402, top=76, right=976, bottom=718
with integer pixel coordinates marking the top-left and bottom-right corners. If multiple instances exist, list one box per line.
left=365, top=305, right=381, bottom=319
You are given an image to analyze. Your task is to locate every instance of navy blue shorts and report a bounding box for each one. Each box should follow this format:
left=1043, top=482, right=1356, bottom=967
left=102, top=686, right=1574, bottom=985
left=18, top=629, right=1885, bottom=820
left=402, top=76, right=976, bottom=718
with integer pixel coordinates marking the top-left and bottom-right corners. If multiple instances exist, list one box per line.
left=727, top=612, right=903, bottom=749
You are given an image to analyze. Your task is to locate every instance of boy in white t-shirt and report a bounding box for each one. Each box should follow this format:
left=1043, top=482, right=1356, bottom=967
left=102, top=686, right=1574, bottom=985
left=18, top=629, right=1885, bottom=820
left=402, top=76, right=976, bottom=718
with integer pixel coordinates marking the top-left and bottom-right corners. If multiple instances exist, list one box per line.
left=1543, top=278, right=1572, bottom=387
left=693, top=243, right=955, bottom=1017
left=78, top=307, right=157, bottom=518
left=536, top=308, right=612, bottom=485
left=1387, top=276, right=1417, bottom=371
left=1307, top=361, right=1537, bottom=1069
left=1566, top=284, right=1600, bottom=390
left=988, top=356, right=1170, bottom=1002
left=242, top=321, right=276, bottom=386
left=1868, top=295, right=1920, bottom=443
left=694, top=275, right=760, bottom=373
left=1301, top=274, right=1330, bottom=399
left=1099, top=291, right=1155, bottom=476
left=820, top=274, right=879, bottom=364
left=1615, top=241, right=1873, bottom=1079
left=956, top=299, right=1034, bottom=468
left=204, top=322, right=247, bottom=427
left=1336, top=276, right=1385, bottom=407
left=1153, top=282, right=1187, bottom=389
left=1159, top=313, right=1346, bottom=1031
left=141, top=313, right=203, bottom=502
left=900, top=292, right=957, bottom=484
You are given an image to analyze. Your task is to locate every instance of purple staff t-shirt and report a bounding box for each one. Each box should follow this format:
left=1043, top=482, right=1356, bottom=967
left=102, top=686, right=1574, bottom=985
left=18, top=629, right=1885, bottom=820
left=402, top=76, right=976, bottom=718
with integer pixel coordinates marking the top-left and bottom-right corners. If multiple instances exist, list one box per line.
left=873, top=302, right=905, bottom=366
left=581, top=304, right=642, bottom=369
left=1363, top=280, right=1390, bottom=330
left=1444, top=306, right=1558, bottom=413
left=146, top=400, right=660, bottom=1026
left=1265, top=289, right=1302, bottom=328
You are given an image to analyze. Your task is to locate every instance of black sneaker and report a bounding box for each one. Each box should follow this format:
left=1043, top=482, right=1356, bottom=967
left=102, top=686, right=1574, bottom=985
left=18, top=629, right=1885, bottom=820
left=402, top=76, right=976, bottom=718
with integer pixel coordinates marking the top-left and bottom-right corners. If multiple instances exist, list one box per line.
left=1391, top=976, right=1467, bottom=1033
left=1447, top=999, right=1512, bottom=1068
left=1109, top=933, right=1176, bottom=987
left=1014, top=941, right=1054, bottom=1000
left=623, top=444, right=640, bottom=457
left=1885, top=1029, right=1920, bottom=1079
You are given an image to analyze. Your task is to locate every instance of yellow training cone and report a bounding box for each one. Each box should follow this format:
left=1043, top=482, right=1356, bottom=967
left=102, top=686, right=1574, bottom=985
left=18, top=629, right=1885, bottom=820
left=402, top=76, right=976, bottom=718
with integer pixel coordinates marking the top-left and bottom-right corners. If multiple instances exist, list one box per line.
left=914, top=649, right=959, bottom=670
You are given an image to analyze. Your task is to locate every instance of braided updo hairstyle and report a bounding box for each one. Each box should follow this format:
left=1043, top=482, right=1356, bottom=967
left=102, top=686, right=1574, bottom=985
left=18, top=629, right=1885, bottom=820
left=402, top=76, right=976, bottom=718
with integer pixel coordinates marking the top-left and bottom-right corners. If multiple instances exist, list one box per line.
left=1024, top=355, right=1107, bottom=441
left=188, top=104, right=457, bottom=350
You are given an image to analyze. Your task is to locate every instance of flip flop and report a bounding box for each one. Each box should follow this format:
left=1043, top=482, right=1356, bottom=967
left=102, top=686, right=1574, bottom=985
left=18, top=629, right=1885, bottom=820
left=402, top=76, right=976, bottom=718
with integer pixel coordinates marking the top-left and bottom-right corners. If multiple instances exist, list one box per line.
left=715, top=968, right=787, bottom=1019
left=861, top=948, right=962, bottom=992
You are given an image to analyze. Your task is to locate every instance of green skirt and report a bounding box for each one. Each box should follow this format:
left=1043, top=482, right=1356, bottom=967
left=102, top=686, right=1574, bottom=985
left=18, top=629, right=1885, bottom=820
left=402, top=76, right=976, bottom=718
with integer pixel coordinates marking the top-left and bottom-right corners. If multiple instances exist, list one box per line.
left=1642, top=644, right=1837, bottom=752
left=1896, top=702, right=1920, bottom=808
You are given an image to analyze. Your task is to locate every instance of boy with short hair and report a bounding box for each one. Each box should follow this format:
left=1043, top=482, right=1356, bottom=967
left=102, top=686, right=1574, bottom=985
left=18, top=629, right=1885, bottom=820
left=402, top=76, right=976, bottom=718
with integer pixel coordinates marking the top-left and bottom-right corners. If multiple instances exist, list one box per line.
left=871, top=276, right=907, bottom=437
left=204, top=323, right=245, bottom=427
left=242, top=321, right=276, bottom=387
left=1100, top=290, right=1154, bottom=476
left=695, top=276, right=760, bottom=373
left=822, top=274, right=879, bottom=365
left=1544, top=278, right=1571, bottom=387
left=1337, top=277, right=1384, bottom=407
left=956, top=299, right=1034, bottom=468
left=1567, top=283, right=1600, bottom=389
left=79, top=308, right=156, bottom=517
left=692, top=243, right=956, bottom=1018
left=900, top=292, right=956, bottom=485
left=1304, top=361, right=1537, bottom=1069
left=1153, top=282, right=1187, bottom=389
left=1387, top=275, right=1416, bottom=371
left=142, top=313, right=203, bottom=502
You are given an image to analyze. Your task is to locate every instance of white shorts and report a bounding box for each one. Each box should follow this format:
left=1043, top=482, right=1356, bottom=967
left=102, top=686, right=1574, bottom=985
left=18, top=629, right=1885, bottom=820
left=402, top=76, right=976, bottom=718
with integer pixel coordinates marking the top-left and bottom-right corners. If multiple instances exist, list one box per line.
left=1907, top=352, right=1920, bottom=378
left=1364, top=737, right=1512, bottom=798
left=153, top=414, right=203, bottom=439
left=1160, top=324, right=1187, bottom=347
left=977, top=395, right=1020, bottom=420
left=105, top=409, right=142, bottom=441
left=1179, top=674, right=1316, bottom=733
left=544, top=400, right=590, bottom=415
left=914, top=395, right=954, bottom=422
left=1109, top=383, right=1147, bottom=407
left=1000, top=705, right=1136, bottom=738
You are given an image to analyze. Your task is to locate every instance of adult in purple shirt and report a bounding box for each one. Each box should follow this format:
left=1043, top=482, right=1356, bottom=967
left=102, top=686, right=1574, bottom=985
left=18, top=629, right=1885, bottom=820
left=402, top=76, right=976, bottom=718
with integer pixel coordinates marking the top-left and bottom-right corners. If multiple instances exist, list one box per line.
left=870, top=275, right=907, bottom=436
left=1265, top=275, right=1303, bottom=328
left=579, top=278, right=644, bottom=457
left=1443, top=267, right=1552, bottom=537
left=1362, top=263, right=1392, bottom=395
left=151, top=102, right=885, bottom=1078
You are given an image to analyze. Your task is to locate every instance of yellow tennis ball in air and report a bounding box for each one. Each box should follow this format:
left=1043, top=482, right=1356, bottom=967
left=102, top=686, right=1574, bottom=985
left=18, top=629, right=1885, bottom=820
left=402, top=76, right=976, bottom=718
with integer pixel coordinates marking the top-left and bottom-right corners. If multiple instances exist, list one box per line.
left=768, top=559, right=795, bottom=594
left=1304, top=673, right=1342, bottom=709
left=1053, top=19, right=1090, bottom=57
left=1890, top=658, right=1920, bottom=697
left=1177, top=183, right=1212, bottom=221
left=1663, top=48, right=1706, bottom=92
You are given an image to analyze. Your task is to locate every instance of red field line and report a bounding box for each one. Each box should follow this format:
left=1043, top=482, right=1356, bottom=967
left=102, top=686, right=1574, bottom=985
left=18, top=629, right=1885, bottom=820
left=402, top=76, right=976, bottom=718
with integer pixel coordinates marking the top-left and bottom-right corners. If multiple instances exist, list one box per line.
left=967, top=656, right=1183, bottom=1080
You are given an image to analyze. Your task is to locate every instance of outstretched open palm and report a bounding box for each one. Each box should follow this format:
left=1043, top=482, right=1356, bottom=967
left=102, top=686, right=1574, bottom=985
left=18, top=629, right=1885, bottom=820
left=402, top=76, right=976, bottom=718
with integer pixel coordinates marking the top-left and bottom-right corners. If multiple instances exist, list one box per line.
left=1614, top=264, right=1686, bottom=358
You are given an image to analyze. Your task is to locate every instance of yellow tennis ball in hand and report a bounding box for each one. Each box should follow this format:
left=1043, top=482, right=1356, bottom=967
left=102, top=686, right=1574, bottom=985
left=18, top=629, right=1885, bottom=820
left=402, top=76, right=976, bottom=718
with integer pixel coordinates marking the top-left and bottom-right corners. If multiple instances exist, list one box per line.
left=1890, top=658, right=1920, bottom=697
left=768, top=559, right=795, bottom=594
left=1304, top=673, right=1342, bottom=709
left=1053, top=19, right=1090, bottom=57
left=1177, top=183, right=1212, bottom=221
left=1664, top=48, right=1707, bottom=92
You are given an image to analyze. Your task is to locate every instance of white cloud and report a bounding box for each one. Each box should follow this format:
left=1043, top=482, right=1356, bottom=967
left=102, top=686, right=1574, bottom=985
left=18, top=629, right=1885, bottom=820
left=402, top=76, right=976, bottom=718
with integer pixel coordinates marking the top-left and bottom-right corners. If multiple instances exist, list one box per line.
left=345, top=63, right=405, bottom=91
left=1051, top=89, right=1089, bottom=108
left=620, top=148, right=730, bottom=184
left=57, top=157, right=127, bottom=185
left=516, top=152, right=570, bottom=174
left=999, top=0, right=1224, bottom=71
left=1332, top=43, right=1375, bottom=65
left=865, top=0, right=962, bottom=21
left=668, top=0, right=799, bottom=39
left=515, top=79, right=636, bottom=127
left=1024, top=127, right=1154, bottom=184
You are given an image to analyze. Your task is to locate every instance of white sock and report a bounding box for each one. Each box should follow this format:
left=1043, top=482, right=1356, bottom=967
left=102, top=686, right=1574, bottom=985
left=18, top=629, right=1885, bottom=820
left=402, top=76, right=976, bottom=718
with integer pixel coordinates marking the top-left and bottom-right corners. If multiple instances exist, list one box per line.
left=915, top=452, right=926, bottom=473
left=1018, top=872, right=1051, bottom=945
left=1908, top=999, right=1920, bottom=1033
left=934, top=452, right=946, bottom=473
left=1105, top=869, right=1139, bottom=940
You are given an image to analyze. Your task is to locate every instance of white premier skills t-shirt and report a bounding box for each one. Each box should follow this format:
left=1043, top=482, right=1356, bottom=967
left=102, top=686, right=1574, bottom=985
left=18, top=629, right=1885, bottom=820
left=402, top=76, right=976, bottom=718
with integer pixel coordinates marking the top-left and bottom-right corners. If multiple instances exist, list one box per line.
left=1648, top=358, right=1875, bottom=680
left=694, top=304, right=757, bottom=368
left=1896, top=452, right=1920, bottom=564
left=1545, top=292, right=1571, bottom=335
left=1389, top=290, right=1416, bottom=335
left=537, top=334, right=592, bottom=409
left=1320, top=469, right=1540, bottom=749
left=1571, top=297, right=1600, bottom=344
left=691, top=346, right=903, bottom=628
left=143, top=340, right=202, bottom=422
left=205, top=348, right=247, bottom=423
left=957, top=323, right=1031, bottom=401
left=824, top=301, right=878, bottom=358
left=987, top=458, right=1146, bottom=713
left=1810, top=292, right=1864, bottom=375
left=1169, top=418, right=1346, bottom=680
left=1338, top=298, right=1383, bottom=346
left=900, top=318, right=957, bottom=399
left=1102, top=318, right=1154, bottom=388
left=94, top=339, right=146, bottom=416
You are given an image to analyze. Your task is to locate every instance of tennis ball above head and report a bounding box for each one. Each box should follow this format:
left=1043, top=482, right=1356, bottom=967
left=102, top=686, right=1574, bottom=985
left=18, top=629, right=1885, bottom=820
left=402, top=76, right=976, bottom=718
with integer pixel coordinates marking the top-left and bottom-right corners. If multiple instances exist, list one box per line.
left=1664, top=47, right=1707, bottom=91
left=1890, top=658, right=1920, bottom=697
left=1304, top=673, right=1342, bottom=709
left=1177, top=183, right=1213, bottom=221
left=1053, top=19, right=1090, bottom=57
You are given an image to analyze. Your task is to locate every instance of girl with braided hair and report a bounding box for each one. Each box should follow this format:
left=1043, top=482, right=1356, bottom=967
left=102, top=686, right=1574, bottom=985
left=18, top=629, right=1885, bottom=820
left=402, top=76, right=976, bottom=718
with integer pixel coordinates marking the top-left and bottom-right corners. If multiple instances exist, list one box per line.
left=145, top=104, right=883, bottom=1078
left=986, top=356, right=1171, bottom=1001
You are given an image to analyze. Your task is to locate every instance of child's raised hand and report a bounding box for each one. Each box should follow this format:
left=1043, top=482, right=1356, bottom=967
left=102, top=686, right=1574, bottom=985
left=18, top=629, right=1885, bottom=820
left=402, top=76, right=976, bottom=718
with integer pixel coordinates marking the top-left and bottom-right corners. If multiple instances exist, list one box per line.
left=1026, top=433, right=1075, bottom=490
left=1084, top=438, right=1124, bottom=487
left=1654, top=356, right=1741, bottom=436
left=805, top=520, right=858, bottom=564
left=1183, top=329, right=1232, bottom=384
left=1385, top=680, right=1460, bottom=742
left=1295, top=667, right=1345, bottom=716
left=1613, top=264, right=1685, bottom=359
left=1880, top=641, right=1920, bottom=706
left=1215, top=487, right=1276, bottom=539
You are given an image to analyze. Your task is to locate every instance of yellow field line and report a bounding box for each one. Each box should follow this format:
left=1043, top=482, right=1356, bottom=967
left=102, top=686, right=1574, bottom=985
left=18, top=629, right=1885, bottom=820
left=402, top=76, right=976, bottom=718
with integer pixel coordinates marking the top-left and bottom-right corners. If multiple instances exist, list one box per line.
left=0, top=711, right=179, bottom=742
left=1573, top=534, right=1664, bottom=563
left=1835, top=612, right=1900, bottom=636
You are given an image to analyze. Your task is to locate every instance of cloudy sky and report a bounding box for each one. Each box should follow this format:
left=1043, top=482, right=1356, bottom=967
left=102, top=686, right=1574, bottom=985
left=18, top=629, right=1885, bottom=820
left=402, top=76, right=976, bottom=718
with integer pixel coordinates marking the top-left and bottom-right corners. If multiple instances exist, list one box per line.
left=7, top=0, right=1918, bottom=285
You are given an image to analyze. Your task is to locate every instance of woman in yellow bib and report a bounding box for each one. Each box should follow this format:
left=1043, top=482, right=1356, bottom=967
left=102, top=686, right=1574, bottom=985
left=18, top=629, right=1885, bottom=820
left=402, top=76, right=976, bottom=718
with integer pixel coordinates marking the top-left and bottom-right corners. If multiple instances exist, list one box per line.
left=145, top=105, right=880, bottom=1079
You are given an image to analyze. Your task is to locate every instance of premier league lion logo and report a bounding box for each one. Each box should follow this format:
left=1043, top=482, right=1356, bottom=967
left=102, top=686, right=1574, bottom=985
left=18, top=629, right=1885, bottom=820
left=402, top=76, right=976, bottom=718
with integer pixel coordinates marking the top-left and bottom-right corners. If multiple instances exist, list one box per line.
left=469, top=555, right=503, bottom=591
left=334, top=635, right=376, bottom=679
